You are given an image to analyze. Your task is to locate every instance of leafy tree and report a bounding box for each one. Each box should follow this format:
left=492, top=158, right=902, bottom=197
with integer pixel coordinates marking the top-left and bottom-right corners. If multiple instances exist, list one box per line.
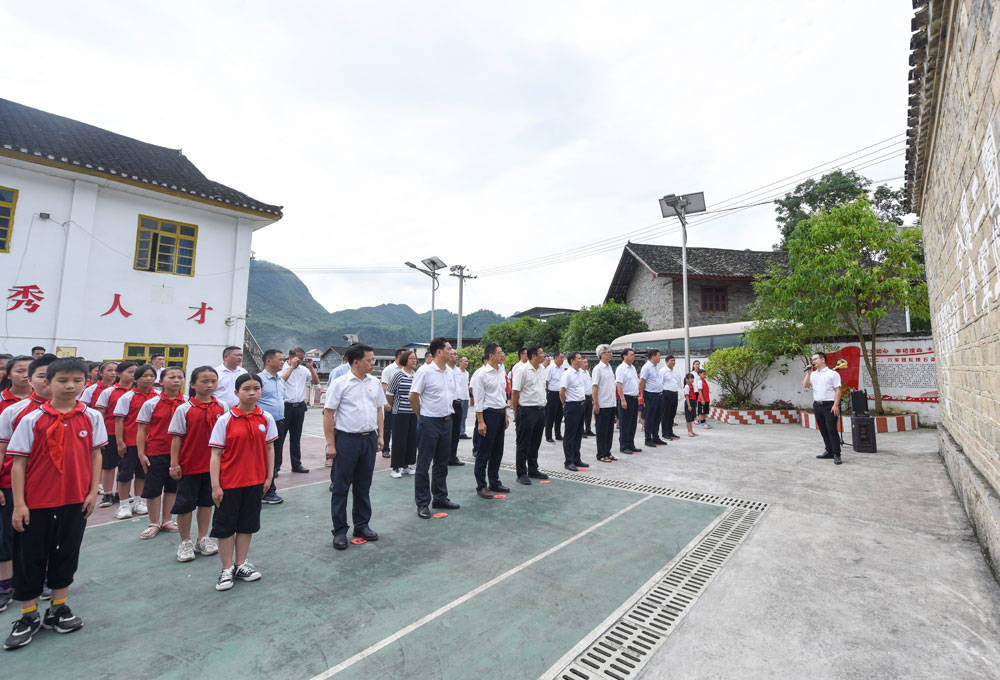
left=753, top=199, right=928, bottom=414
left=456, top=345, right=484, bottom=371
left=529, top=313, right=572, bottom=353
left=482, top=317, right=542, bottom=353
left=704, top=346, right=772, bottom=408
left=559, top=301, right=648, bottom=352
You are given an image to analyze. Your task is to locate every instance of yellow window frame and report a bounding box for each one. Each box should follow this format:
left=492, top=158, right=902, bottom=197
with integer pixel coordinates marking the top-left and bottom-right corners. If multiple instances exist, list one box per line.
left=0, top=185, right=18, bottom=254
left=122, top=343, right=189, bottom=373
left=133, top=214, right=198, bottom=277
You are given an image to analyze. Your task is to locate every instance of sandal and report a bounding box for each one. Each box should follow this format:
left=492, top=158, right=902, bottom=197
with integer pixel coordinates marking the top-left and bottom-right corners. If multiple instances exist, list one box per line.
left=597, top=456, right=612, bottom=463
left=608, top=455, right=618, bottom=462
left=140, top=524, right=161, bottom=539
left=160, top=520, right=179, bottom=533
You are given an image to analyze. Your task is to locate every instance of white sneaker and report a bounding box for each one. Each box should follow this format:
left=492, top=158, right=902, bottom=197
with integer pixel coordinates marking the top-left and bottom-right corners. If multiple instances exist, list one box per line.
left=98, top=483, right=105, bottom=495
left=133, top=498, right=148, bottom=516
left=195, top=536, right=219, bottom=556
left=115, top=501, right=133, bottom=520
left=234, top=561, right=261, bottom=582
left=216, top=567, right=234, bottom=591
left=403, top=466, right=416, bottom=476
left=176, top=540, right=195, bottom=562
left=390, top=469, right=403, bottom=478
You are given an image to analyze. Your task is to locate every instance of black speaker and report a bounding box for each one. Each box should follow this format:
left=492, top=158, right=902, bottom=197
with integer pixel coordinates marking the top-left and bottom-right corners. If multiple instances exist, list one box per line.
left=850, top=389, right=869, bottom=415
left=851, top=415, right=877, bottom=453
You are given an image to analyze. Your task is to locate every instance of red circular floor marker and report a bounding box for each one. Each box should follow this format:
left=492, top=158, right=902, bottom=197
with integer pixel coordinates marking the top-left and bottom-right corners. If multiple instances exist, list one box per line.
left=433, top=512, right=448, bottom=519
left=493, top=494, right=507, bottom=499
left=350, top=538, right=367, bottom=545
left=539, top=480, right=551, bottom=484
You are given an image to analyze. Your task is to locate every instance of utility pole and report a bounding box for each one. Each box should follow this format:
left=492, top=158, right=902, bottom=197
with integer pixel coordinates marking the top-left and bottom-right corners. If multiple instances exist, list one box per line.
left=449, top=265, right=477, bottom=349
left=660, top=192, right=706, bottom=373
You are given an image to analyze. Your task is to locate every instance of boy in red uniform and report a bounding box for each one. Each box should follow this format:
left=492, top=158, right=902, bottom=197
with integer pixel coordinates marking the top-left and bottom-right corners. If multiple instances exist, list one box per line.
left=135, top=367, right=186, bottom=540
left=168, top=367, right=223, bottom=562
left=112, top=365, right=157, bottom=518
left=208, top=373, right=276, bottom=591
left=95, top=361, right=136, bottom=514
left=3, top=358, right=106, bottom=650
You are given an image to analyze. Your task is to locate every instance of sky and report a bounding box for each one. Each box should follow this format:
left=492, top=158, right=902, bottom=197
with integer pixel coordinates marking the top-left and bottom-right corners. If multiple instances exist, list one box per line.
left=2, top=1, right=913, bottom=317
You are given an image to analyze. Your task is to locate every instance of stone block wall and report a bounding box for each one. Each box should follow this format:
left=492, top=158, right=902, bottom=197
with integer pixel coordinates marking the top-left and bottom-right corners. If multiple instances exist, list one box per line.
left=625, top=265, right=674, bottom=329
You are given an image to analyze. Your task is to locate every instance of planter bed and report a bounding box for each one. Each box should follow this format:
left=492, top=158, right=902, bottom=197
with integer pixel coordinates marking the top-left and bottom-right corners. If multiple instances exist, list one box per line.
left=798, top=410, right=918, bottom=432
left=709, top=406, right=799, bottom=425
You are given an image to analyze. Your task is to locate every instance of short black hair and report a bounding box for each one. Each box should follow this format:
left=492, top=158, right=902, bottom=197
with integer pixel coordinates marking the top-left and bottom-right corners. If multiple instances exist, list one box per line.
left=116, top=360, right=138, bottom=375
left=159, top=366, right=185, bottom=381
left=665, top=354, right=675, bottom=361
left=46, top=357, right=89, bottom=381
left=814, top=351, right=828, bottom=363
left=697, top=369, right=706, bottom=375
left=1, top=355, right=32, bottom=390
left=396, top=348, right=408, bottom=358
left=484, top=343, right=501, bottom=359
left=566, top=351, right=581, bottom=362
left=28, top=354, right=57, bottom=378
left=526, top=345, right=543, bottom=360
left=234, top=373, right=262, bottom=391
left=288, top=346, right=305, bottom=356
left=31, top=346, right=44, bottom=353
left=623, top=348, right=634, bottom=358
left=428, top=337, right=448, bottom=357
left=519, top=347, right=527, bottom=356
left=133, top=364, right=157, bottom=382
left=648, top=348, right=660, bottom=358
left=552, top=351, right=564, bottom=359
left=190, top=365, right=218, bottom=383
left=150, top=354, right=164, bottom=361
left=263, top=349, right=282, bottom=362
left=346, top=344, right=373, bottom=366
left=223, top=346, right=241, bottom=357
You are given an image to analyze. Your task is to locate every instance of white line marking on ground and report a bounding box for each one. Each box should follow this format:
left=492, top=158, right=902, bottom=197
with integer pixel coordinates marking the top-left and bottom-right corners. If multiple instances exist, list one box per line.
left=309, top=494, right=654, bottom=679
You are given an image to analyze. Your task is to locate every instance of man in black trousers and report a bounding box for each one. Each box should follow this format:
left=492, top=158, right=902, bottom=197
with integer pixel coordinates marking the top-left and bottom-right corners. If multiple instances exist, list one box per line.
left=591, top=344, right=617, bottom=461
left=804, top=351, right=844, bottom=465
left=660, top=354, right=681, bottom=441
left=615, top=348, right=641, bottom=454
left=560, top=351, right=590, bottom=471
left=511, top=345, right=550, bottom=485
left=471, top=343, right=510, bottom=498
left=446, top=348, right=466, bottom=466
left=544, top=351, right=566, bottom=441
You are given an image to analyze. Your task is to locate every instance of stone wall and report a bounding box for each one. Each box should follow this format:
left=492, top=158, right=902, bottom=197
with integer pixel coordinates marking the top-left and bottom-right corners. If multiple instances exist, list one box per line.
left=625, top=264, right=674, bottom=329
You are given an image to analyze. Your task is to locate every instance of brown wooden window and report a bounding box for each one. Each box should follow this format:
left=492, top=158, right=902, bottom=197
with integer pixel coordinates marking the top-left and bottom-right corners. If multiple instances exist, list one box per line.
left=701, top=286, right=728, bottom=312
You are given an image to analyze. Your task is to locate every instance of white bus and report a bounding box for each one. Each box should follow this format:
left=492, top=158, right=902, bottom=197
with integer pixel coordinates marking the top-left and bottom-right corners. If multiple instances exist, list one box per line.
left=610, top=321, right=752, bottom=356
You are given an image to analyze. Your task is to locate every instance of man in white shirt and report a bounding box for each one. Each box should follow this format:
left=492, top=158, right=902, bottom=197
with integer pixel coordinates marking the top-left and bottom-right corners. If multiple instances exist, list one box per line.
left=615, top=349, right=641, bottom=454
left=380, top=350, right=407, bottom=459
left=446, top=349, right=467, bottom=467
left=323, top=344, right=386, bottom=549
left=471, top=343, right=510, bottom=498
left=511, top=345, right=550, bottom=485
left=280, top=347, right=320, bottom=474
left=804, top=351, right=844, bottom=465
left=659, top=354, right=681, bottom=441
left=591, top=344, right=618, bottom=462
left=455, top=356, right=471, bottom=439
left=213, top=346, right=247, bottom=411
left=409, top=338, right=459, bottom=518
left=560, top=352, right=591, bottom=471
left=639, top=349, right=667, bottom=448
left=510, top=348, right=528, bottom=385
left=544, top=352, right=566, bottom=442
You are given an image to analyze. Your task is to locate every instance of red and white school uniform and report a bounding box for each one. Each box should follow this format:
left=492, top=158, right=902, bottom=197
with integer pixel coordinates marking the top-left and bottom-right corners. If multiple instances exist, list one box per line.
left=0, top=393, right=46, bottom=490
left=136, top=394, right=186, bottom=457
left=95, top=385, right=129, bottom=439
left=80, top=382, right=113, bottom=410
left=113, top=389, right=156, bottom=447
left=0, top=388, right=26, bottom=414
left=168, top=398, right=225, bottom=476
left=208, top=406, right=278, bottom=490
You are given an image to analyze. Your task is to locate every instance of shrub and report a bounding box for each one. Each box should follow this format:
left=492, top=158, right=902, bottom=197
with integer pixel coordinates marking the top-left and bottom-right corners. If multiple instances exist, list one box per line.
left=704, top=346, right=772, bottom=406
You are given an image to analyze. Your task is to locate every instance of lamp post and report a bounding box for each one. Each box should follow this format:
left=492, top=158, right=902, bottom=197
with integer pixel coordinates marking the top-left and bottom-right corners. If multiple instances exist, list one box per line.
left=449, top=265, right=477, bottom=349
left=659, top=192, right=706, bottom=373
left=405, top=256, right=447, bottom=342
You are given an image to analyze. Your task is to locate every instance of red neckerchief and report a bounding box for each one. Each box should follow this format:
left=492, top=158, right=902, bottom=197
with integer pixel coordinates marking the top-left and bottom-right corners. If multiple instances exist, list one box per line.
left=229, top=405, right=264, bottom=447
left=190, top=396, right=221, bottom=431
left=40, top=400, right=87, bottom=473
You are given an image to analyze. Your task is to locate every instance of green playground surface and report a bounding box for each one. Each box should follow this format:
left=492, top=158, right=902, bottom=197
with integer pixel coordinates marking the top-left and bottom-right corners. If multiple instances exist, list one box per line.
left=1, top=468, right=725, bottom=679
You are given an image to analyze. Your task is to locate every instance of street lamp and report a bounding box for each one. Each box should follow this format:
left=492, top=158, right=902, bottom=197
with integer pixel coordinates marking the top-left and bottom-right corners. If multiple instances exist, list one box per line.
left=405, top=256, right=447, bottom=341
left=449, top=265, right=477, bottom=349
left=659, top=192, right=706, bottom=372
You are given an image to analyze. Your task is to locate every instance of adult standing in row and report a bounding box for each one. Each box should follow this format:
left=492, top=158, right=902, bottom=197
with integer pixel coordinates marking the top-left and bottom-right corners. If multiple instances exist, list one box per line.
left=544, top=352, right=565, bottom=442
left=380, top=350, right=407, bottom=459
left=639, top=349, right=666, bottom=448
left=511, top=345, right=549, bottom=485
left=323, top=344, right=384, bottom=550
left=409, top=338, right=460, bottom=519
left=258, top=349, right=286, bottom=505
left=213, top=347, right=246, bottom=411
left=591, top=344, right=617, bottom=463
left=455, top=356, right=471, bottom=439
left=560, top=352, right=590, bottom=471
left=281, top=347, right=318, bottom=474
left=581, top=359, right=595, bottom=438
left=659, top=354, right=681, bottom=441
left=446, top=349, right=466, bottom=467
left=616, top=349, right=641, bottom=454
left=471, top=343, right=509, bottom=498
left=386, top=351, right=418, bottom=477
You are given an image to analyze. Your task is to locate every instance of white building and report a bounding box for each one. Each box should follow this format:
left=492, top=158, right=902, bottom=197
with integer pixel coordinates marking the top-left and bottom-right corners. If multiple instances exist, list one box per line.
left=0, top=98, right=281, bottom=371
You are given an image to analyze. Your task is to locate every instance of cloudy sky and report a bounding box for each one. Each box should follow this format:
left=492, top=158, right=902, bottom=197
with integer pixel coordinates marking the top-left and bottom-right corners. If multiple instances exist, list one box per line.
left=3, top=1, right=912, bottom=316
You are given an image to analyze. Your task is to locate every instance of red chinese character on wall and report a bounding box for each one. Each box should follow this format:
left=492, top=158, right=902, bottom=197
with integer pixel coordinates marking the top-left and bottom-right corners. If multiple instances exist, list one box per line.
left=6, top=285, right=44, bottom=312
left=186, top=302, right=213, bottom=324
left=100, top=293, right=133, bottom=318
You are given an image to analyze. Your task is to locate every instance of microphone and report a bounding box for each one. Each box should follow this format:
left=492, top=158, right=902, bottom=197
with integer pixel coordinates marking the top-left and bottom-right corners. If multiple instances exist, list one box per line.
left=803, top=365, right=813, bottom=373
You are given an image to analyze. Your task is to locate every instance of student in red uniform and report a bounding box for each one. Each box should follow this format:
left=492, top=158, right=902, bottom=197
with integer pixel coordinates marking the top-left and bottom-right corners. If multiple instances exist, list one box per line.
left=1, top=356, right=34, bottom=408
left=696, top=368, right=712, bottom=429
left=80, top=362, right=116, bottom=411
left=208, top=373, right=276, bottom=591
left=0, top=356, right=53, bottom=614
left=95, top=361, right=137, bottom=514
left=3, top=358, right=106, bottom=650
left=682, top=373, right=699, bottom=438
left=86, top=362, right=100, bottom=387
left=113, top=365, right=157, bottom=518
left=168, top=367, right=223, bottom=562
left=135, top=367, right=186, bottom=540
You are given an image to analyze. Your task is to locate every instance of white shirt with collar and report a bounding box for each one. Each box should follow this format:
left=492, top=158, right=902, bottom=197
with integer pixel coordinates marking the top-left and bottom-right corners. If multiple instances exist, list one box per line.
left=640, top=361, right=664, bottom=392
left=592, top=361, right=617, bottom=408
left=471, top=363, right=507, bottom=411
left=615, top=362, right=640, bottom=396
left=213, top=363, right=247, bottom=411
left=561, top=367, right=589, bottom=402
left=282, top=362, right=312, bottom=403
left=454, top=367, right=470, bottom=401
left=446, top=365, right=462, bottom=402
left=512, top=362, right=546, bottom=407
left=545, top=362, right=566, bottom=392
left=409, top=362, right=455, bottom=417
left=809, top=367, right=842, bottom=402
left=324, top=371, right=387, bottom=433
left=660, top=364, right=681, bottom=392
left=381, top=362, right=401, bottom=387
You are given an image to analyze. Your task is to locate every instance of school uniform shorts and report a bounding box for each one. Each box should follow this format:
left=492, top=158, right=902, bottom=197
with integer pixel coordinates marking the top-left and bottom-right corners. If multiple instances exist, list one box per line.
left=12, top=503, right=87, bottom=601
left=211, top=484, right=264, bottom=538
left=0, top=487, right=13, bottom=563
left=171, top=473, right=213, bottom=515
left=684, top=402, right=697, bottom=423
left=140, top=455, right=177, bottom=499
left=101, top=435, right=120, bottom=471
left=116, top=445, right=147, bottom=483
left=698, top=402, right=710, bottom=416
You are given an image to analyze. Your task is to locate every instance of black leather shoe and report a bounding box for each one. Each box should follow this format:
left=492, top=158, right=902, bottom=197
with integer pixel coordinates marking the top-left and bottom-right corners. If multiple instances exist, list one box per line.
left=645, top=440, right=658, bottom=447
left=448, top=459, right=466, bottom=466
left=353, top=526, right=378, bottom=541
left=564, top=463, right=578, bottom=471
left=630, top=447, right=643, bottom=453
left=489, top=484, right=510, bottom=493
left=620, top=448, right=634, bottom=455
left=459, top=434, right=471, bottom=440
left=292, top=465, right=310, bottom=473
left=833, top=456, right=843, bottom=465
left=381, top=451, right=391, bottom=458
left=417, top=505, right=431, bottom=519
left=816, top=453, right=834, bottom=459
left=477, top=488, right=495, bottom=499
left=432, top=499, right=460, bottom=510
left=555, top=435, right=563, bottom=441
left=653, top=439, right=668, bottom=445
left=584, top=431, right=594, bottom=437
left=528, top=471, right=549, bottom=480
left=333, top=534, right=349, bottom=550
left=517, top=475, right=532, bottom=485
left=575, top=461, right=589, bottom=468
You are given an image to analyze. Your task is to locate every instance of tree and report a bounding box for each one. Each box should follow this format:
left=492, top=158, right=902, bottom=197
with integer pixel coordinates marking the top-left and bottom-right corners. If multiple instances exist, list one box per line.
left=753, top=199, right=929, bottom=414
left=481, top=317, right=542, bottom=353
left=530, top=313, right=572, bottom=353
left=703, top=346, right=772, bottom=409
left=559, top=301, right=648, bottom=352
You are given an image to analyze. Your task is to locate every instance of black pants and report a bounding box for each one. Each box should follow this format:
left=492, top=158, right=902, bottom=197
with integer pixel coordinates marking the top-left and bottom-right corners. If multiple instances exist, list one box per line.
left=814, top=401, right=841, bottom=457
left=449, top=400, right=463, bottom=461
left=330, top=430, right=377, bottom=536
left=13, top=504, right=86, bottom=601
left=382, top=409, right=393, bottom=453
left=515, top=405, right=545, bottom=477
left=415, top=416, right=451, bottom=506
left=595, top=406, right=615, bottom=458
left=269, top=418, right=287, bottom=493
left=643, top=391, right=662, bottom=443
left=545, top=391, right=563, bottom=439
left=282, top=401, right=307, bottom=468
left=390, top=412, right=417, bottom=469
left=661, top=391, right=679, bottom=438
left=583, top=395, right=594, bottom=434
left=475, top=408, right=506, bottom=488
left=562, top=401, right=585, bottom=465
left=618, top=395, right=639, bottom=451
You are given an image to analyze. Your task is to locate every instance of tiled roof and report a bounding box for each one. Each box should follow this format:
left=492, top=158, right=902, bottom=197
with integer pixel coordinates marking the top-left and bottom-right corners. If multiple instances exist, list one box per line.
left=605, top=242, right=787, bottom=302
left=0, top=98, right=282, bottom=217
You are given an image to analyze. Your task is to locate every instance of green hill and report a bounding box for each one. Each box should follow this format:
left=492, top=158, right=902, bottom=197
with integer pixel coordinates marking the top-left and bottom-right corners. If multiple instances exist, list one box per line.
left=245, top=259, right=508, bottom=351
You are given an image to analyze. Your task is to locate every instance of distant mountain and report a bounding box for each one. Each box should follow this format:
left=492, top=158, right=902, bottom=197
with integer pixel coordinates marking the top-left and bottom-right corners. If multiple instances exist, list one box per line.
left=246, top=259, right=508, bottom=351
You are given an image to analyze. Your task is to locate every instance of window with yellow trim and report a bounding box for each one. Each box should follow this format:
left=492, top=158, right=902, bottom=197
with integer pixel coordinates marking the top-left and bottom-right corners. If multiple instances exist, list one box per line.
left=123, top=343, right=188, bottom=372
left=134, top=215, right=197, bottom=276
left=0, top=185, right=18, bottom=253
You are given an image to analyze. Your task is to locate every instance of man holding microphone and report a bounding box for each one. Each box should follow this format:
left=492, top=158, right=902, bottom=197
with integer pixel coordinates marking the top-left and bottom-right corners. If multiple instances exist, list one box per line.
left=804, top=352, right=843, bottom=465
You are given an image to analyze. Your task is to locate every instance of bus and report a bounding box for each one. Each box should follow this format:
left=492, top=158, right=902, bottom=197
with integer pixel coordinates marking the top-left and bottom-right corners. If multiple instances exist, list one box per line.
left=610, top=321, right=752, bottom=356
